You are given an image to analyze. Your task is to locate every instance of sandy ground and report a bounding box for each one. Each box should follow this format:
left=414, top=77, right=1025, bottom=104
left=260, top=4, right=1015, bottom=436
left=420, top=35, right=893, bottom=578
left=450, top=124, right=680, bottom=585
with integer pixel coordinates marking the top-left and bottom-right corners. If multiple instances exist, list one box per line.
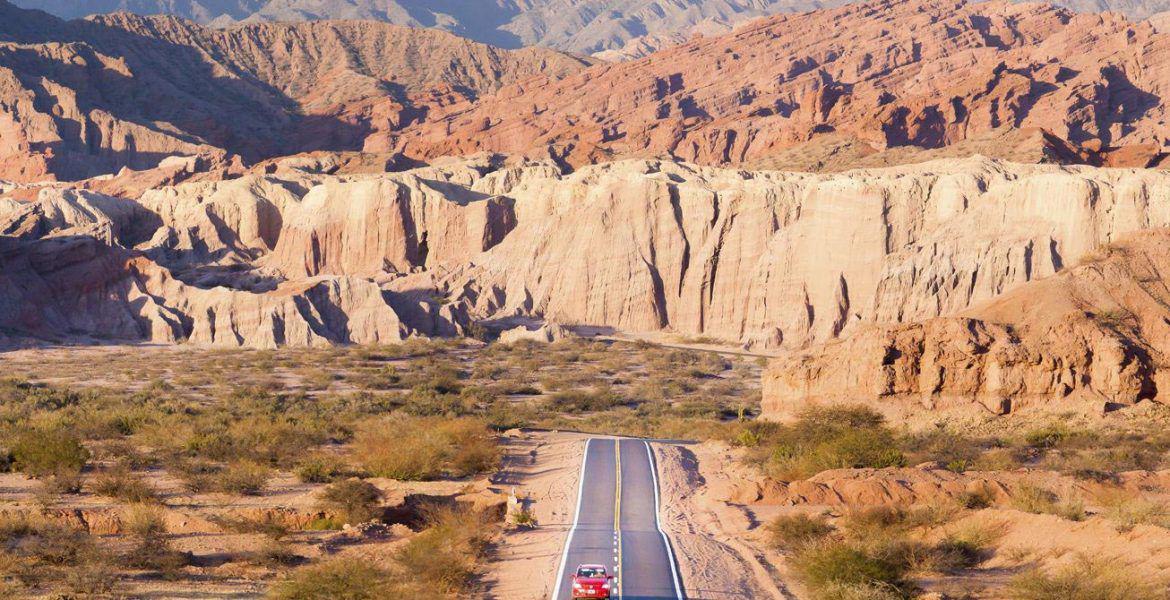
left=480, top=430, right=588, bottom=599
left=655, top=442, right=794, bottom=600
left=480, top=431, right=783, bottom=599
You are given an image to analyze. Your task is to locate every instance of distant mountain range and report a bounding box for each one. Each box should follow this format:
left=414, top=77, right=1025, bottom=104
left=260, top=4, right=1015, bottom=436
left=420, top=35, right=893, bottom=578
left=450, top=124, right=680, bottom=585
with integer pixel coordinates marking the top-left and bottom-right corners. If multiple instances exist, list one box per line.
left=20, top=0, right=1170, bottom=57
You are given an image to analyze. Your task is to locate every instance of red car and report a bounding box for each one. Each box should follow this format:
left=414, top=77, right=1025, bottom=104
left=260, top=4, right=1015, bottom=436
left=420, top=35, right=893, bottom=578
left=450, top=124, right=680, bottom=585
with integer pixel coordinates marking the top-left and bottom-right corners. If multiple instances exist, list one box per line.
left=571, top=564, right=614, bottom=598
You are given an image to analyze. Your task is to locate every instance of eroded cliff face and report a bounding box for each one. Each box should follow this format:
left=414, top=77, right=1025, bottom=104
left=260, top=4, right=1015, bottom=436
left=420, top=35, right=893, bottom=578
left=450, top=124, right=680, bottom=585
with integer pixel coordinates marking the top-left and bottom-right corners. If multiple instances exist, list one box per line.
left=0, top=1, right=591, bottom=182
left=5, top=154, right=1170, bottom=352
left=390, top=0, right=1170, bottom=169
left=762, top=229, right=1170, bottom=420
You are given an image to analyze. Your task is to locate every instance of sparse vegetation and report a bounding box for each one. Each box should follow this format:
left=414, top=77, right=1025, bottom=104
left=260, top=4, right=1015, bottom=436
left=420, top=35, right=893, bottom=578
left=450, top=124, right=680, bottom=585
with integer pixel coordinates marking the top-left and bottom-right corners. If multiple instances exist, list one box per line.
left=1007, top=557, right=1167, bottom=599
left=1010, top=484, right=1085, bottom=521
left=767, top=513, right=834, bottom=551
left=353, top=415, right=500, bottom=480
left=318, top=479, right=384, bottom=524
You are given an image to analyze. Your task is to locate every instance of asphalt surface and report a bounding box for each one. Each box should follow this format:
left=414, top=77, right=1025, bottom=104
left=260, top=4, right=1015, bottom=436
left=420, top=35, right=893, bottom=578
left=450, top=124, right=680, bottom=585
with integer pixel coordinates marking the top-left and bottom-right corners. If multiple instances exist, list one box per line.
left=552, top=438, right=683, bottom=600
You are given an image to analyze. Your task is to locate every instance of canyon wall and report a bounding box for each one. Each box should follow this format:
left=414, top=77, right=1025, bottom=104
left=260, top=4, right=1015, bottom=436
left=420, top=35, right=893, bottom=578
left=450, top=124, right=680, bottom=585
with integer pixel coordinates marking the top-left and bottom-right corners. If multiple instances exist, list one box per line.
left=6, top=154, right=1170, bottom=358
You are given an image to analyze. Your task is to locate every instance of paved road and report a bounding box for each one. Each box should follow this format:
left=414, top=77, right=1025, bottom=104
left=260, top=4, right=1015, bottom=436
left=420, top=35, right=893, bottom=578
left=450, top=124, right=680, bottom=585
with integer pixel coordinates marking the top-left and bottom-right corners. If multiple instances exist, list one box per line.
left=552, top=438, right=683, bottom=600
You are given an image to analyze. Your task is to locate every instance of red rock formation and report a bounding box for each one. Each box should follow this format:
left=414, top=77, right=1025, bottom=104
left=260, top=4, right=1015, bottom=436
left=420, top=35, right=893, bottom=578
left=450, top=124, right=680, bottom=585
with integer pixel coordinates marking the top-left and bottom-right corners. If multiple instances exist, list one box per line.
left=392, top=0, right=1170, bottom=170
left=0, top=1, right=591, bottom=182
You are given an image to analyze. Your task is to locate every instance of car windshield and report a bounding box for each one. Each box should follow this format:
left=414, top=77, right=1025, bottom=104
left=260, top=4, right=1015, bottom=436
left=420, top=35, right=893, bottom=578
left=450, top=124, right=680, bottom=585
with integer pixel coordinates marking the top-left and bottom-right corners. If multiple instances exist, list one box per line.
left=576, top=567, right=606, bottom=578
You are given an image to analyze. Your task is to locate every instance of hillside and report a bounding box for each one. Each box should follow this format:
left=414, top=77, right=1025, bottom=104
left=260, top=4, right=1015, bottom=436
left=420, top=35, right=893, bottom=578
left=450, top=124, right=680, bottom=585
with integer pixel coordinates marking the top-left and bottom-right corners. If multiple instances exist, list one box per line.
left=0, top=1, right=590, bottom=181
left=389, top=0, right=1170, bottom=169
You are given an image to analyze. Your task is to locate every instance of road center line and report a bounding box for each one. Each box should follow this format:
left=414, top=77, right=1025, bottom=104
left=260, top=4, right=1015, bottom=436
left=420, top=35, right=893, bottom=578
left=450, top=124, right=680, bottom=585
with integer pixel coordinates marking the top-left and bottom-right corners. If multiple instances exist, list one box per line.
left=614, top=438, right=624, bottom=599
left=550, top=438, right=592, bottom=600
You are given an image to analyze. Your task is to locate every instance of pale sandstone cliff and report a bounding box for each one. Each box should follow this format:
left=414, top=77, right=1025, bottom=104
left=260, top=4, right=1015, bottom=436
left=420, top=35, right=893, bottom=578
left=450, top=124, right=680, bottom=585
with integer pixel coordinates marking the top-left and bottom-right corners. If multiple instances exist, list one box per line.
left=763, top=229, right=1170, bottom=420
left=6, top=155, right=1170, bottom=353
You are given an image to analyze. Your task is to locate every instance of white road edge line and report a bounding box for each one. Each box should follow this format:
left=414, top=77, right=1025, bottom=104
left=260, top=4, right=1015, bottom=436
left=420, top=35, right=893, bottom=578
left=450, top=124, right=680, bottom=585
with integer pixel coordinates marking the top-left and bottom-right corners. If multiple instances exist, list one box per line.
left=644, top=440, right=685, bottom=600
left=550, top=438, right=592, bottom=600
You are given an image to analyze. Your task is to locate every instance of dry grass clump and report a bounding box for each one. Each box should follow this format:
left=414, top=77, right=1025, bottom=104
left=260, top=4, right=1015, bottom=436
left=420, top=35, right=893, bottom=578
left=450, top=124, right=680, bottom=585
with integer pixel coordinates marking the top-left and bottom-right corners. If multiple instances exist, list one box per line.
left=91, top=466, right=159, bottom=504
left=1093, top=487, right=1170, bottom=532
left=790, top=540, right=912, bottom=600
left=353, top=416, right=499, bottom=480
left=1007, top=556, right=1167, bottom=599
left=168, top=458, right=272, bottom=496
left=317, top=479, right=384, bottom=524
left=120, top=505, right=190, bottom=575
left=1010, top=484, right=1085, bottom=521
left=268, top=557, right=400, bottom=599
left=0, top=512, right=114, bottom=595
left=767, top=513, right=834, bottom=551
left=395, top=504, right=494, bottom=594
left=269, top=504, right=493, bottom=600
left=783, top=502, right=1000, bottom=600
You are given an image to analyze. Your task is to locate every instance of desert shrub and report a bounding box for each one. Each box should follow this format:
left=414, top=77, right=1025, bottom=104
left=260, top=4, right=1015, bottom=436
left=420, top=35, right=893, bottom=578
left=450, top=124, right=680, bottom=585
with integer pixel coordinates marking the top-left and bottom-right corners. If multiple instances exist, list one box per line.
left=395, top=504, right=493, bottom=593
left=751, top=406, right=906, bottom=480
left=10, top=428, right=89, bottom=480
left=295, top=454, right=355, bottom=484
left=1010, top=484, right=1084, bottom=521
left=958, top=484, right=997, bottom=509
left=1094, top=487, right=1170, bottom=532
left=268, top=557, right=397, bottom=600
left=215, top=461, right=272, bottom=496
left=901, top=429, right=984, bottom=470
left=91, top=467, right=159, bottom=504
left=121, top=505, right=189, bottom=574
left=544, top=388, right=622, bottom=413
left=319, top=479, right=384, bottom=524
left=1024, top=425, right=1078, bottom=449
left=179, top=415, right=328, bottom=467
left=1007, top=556, right=1166, bottom=600
left=353, top=416, right=498, bottom=480
left=790, top=540, right=911, bottom=599
left=0, top=514, right=108, bottom=594
left=767, top=513, right=834, bottom=551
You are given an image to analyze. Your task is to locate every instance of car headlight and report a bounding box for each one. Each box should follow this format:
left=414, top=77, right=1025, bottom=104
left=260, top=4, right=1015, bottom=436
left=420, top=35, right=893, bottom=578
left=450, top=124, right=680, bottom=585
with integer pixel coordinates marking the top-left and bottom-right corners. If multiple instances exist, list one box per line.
left=602, top=581, right=611, bottom=589
left=573, top=582, right=582, bottom=589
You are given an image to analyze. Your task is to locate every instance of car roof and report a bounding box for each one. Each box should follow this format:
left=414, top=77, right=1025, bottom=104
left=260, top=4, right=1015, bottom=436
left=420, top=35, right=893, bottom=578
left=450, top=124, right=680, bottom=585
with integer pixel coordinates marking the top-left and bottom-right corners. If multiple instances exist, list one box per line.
left=577, top=564, right=606, bottom=569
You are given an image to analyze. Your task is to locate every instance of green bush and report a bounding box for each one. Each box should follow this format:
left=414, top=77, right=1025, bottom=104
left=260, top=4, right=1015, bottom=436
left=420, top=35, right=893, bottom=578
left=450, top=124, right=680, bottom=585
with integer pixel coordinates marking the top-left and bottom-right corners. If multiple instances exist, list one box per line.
left=790, top=540, right=911, bottom=599
left=216, top=461, right=271, bottom=496
left=268, top=557, right=396, bottom=600
left=318, top=479, right=384, bottom=524
left=10, top=428, right=89, bottom=479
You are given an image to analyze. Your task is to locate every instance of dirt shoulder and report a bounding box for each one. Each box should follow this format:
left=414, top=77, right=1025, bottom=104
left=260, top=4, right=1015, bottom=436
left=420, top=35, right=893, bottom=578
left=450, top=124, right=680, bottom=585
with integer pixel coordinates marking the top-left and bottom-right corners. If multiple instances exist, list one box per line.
left=479, top=430, right=589, bottom=599
left=654, top=441, right=793, bottom=599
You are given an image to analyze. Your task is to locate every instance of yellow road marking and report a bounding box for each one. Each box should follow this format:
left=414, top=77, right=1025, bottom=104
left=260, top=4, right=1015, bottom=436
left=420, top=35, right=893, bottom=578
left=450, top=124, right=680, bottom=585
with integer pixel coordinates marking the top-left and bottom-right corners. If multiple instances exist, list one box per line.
left=614, top=439, right=623, bottom=599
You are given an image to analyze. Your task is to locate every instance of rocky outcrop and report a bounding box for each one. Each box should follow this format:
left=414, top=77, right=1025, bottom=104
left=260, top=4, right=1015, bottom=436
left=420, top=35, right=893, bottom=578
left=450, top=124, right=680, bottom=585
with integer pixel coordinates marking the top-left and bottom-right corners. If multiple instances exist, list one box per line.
left=8, top=154, right=1170, bottom=353
left=0, top=1, right=591, bottom=182
left=763, top=229, right=1170, bottom=420
left=391, top=0, right=1170, bottom=170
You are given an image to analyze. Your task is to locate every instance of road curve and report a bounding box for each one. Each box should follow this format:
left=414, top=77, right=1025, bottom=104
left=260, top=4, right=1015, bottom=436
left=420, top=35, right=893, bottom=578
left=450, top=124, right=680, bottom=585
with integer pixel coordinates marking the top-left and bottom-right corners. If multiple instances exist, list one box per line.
left=552, top=438, right=684, bottom=600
